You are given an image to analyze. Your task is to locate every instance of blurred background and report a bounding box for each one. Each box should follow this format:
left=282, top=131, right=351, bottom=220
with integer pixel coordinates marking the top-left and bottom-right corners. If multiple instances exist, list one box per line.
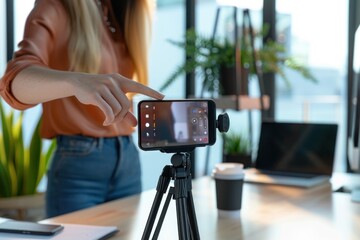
left=0, top=0, right=353, bottom=193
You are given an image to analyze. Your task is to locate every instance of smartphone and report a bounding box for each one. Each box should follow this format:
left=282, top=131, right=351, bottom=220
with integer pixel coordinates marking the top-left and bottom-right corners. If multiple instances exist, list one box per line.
left=0, top=220, right=64, bottom=236
left=138, top=99, right=216, bottom=152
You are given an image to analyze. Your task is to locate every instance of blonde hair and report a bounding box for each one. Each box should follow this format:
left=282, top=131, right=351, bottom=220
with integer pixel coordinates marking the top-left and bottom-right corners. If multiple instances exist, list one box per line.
left=62, top=0, right=102, bottom=73
left=62, top=0, right=154, bottom=85
left=124, top=0, right=154, bottom=85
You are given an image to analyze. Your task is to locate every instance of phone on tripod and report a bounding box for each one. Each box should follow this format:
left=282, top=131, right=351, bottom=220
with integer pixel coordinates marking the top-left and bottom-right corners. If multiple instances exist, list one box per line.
left=138, top=99, right=217, bottom=152
left=138, top=99, right=229, bottom=239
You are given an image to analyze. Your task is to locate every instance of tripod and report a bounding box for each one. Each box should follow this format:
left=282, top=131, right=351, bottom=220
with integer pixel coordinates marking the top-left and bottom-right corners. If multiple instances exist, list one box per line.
left=141, top=153, right=200, bottom=240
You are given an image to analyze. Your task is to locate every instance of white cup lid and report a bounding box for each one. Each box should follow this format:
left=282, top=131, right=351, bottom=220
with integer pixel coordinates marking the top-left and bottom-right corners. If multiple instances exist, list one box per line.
left=212, top=163, right=244, bottom=180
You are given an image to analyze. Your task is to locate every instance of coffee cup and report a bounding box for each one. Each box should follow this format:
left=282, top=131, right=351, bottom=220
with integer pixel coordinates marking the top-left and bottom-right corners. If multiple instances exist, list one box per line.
left=212, top=163, right=244, bottom=218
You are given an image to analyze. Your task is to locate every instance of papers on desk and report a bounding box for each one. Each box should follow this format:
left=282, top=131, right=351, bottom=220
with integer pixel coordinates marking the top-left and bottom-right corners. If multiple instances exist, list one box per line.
left=0, top=218, right=118, bottom=240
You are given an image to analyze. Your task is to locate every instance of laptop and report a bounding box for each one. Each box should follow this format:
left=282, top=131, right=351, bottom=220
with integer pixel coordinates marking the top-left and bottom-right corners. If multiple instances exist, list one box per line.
left=244, top=121, right=338, bottom=188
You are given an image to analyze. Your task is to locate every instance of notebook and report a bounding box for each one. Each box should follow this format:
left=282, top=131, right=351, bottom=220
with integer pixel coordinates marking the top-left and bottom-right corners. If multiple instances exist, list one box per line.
left=0, top=218, right=118, bottom=240
left=244, top=121, right=338, bottom=188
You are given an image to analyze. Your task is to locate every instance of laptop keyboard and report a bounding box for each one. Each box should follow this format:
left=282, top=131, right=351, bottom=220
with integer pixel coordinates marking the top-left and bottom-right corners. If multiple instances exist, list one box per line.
left=257, top=170, right=322, bottom=179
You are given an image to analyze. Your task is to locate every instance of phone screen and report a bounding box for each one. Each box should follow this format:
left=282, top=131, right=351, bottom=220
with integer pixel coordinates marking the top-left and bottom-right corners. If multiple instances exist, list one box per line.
left=0, top=220, right=64, bottom=236
left=138, top=99, right=216, bottom=151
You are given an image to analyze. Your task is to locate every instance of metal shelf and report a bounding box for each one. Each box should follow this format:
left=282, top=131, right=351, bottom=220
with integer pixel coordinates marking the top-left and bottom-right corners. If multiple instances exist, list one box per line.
left=214, top=95, right=270, bottom=111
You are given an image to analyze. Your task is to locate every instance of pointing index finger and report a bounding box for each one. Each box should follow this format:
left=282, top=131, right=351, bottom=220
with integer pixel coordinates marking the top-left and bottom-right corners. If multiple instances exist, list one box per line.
left=122, top=80, right=164, bottom=100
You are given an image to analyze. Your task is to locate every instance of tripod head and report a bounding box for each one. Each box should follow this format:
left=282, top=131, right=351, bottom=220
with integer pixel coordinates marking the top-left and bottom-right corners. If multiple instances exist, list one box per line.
left=171, top=152, right=190, bottom=168
left=216, top=112, right=230, bottom=133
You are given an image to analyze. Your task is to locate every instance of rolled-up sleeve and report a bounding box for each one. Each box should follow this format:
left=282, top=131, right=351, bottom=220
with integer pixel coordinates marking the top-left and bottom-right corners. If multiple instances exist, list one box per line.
left=0, top=0, right=63, bottom=110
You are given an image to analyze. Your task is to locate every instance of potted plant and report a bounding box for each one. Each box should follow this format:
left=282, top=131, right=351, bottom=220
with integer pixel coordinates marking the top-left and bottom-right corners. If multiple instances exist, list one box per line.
left=160, top=28, right=317, bottom=96
left=0, top=100, right=56, bottom=220
left=223, top=132, right=252, bottom=168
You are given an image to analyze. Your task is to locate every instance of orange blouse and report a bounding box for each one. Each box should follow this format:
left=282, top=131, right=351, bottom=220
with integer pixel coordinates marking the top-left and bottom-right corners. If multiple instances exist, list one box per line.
left=0, top=0, right=136, bottom=139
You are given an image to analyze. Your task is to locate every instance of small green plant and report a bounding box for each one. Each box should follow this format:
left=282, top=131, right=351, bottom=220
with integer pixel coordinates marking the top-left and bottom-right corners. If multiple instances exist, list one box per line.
left=223, top=132, right=250, bottom=156
left=0, top=100, right=56, bottom=197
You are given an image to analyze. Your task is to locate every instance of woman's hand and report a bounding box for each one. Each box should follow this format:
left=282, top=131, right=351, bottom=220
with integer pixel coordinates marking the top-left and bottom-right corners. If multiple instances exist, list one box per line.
left=72, top=73, right=164, bottom=126
left=12, top=66, right=163, bottom=126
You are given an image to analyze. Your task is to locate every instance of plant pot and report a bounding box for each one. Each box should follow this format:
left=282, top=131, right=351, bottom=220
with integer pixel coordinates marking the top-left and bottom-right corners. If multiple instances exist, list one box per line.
left=0, top=193, right=45, bottom=220
left=223, top=154, right=252, bottom=168
left=219, top=65, right=249, bottom=95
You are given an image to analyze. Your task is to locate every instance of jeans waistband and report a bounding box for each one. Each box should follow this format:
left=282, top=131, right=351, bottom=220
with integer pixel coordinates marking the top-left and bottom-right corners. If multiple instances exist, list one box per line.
left=56, top=135, right=131, bottom=149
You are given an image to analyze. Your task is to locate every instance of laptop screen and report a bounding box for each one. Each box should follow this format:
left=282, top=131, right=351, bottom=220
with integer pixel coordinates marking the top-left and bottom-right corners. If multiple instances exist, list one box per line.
left=255, top=121, right=338, bottom=176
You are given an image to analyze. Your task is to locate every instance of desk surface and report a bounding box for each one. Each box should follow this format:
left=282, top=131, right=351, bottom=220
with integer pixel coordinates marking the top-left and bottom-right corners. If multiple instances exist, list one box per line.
left=44, top=173, right=360, bottom=240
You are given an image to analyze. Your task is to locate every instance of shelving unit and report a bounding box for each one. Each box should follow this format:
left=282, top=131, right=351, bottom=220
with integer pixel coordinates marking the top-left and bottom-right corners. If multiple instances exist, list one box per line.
left=203, top=5, right=269, bottom=175
left=214, top=95, right=270, bottom=111
left=211, top=5, right=267, bottom=111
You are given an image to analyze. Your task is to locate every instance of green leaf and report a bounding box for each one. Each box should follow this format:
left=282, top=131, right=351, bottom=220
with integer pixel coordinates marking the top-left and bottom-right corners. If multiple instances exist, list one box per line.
left=26, top=117, right=43, bottom=195
left=7, top=161, right=18, bottom=196
left=0, top=100, right=56, bottom=197
left=223, top=132, right=250, bottom=155
left=0, top=101, right=13, bottom=166
left=0, top=135, right=12, bottom=197
left=37, top=136, right=56, bottom=187
left=13, top=112, right=25, bottom=195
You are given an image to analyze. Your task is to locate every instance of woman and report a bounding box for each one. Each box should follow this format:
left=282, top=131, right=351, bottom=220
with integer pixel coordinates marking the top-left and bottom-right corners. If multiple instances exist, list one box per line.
left=0, top=0, right=163, bottom=217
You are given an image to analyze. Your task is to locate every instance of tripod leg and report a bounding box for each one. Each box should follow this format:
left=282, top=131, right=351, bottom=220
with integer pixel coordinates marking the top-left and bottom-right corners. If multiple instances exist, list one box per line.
left=176, top=197, right=191, bottom=240
left=152, top=187, right=174, bottom=240
left=187, top=191, right=200, bottom=240
left=174, top=177, right=191, bottom=240
left=142, top=166, right=172, bottom=240
left=144, top=153, right=201, bottom=240
left=184, top=175, right=200, bottom=240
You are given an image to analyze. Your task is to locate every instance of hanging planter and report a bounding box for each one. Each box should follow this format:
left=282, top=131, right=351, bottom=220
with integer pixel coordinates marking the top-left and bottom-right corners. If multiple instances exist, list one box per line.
left=219, top=65, right=249, bottom=96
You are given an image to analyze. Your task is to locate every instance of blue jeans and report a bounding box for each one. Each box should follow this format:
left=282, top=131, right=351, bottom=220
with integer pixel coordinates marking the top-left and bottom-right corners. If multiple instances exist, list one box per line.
left=45, top=135, right=141, bottom=218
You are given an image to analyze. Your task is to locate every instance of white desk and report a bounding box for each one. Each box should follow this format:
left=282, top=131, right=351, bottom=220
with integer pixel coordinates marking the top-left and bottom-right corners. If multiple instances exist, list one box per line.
left=43, top=173, right=360, bottom=240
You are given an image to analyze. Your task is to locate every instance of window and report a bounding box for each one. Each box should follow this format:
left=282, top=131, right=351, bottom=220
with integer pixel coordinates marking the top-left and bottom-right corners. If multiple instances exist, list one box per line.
left=275, top=0, right=348, bottom=172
